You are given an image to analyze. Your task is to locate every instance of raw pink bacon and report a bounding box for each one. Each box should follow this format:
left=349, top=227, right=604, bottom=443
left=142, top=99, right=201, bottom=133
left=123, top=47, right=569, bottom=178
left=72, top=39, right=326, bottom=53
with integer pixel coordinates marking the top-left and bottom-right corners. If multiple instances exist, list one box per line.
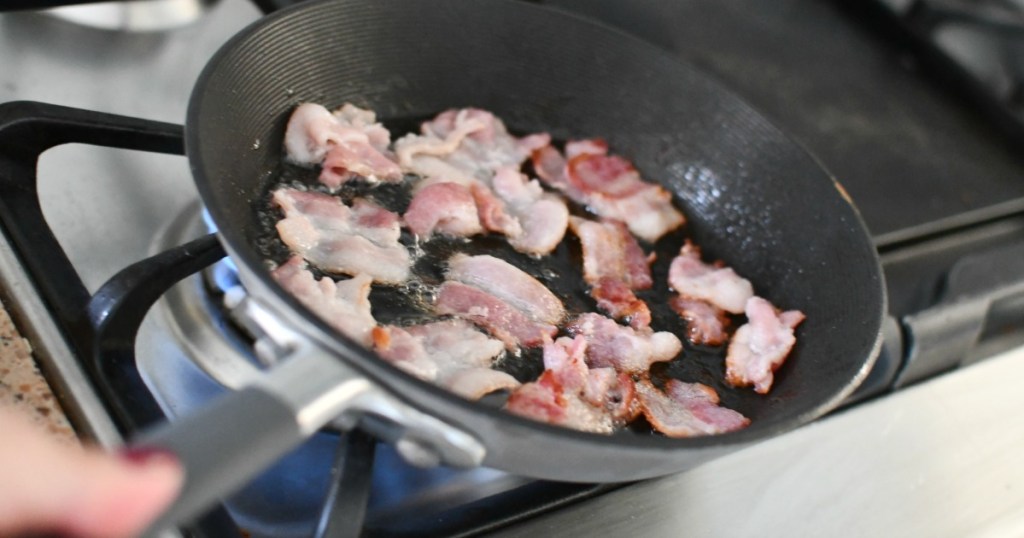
left=669, top=296, right=730, bottom=346
left=505, top=336, right=638, bottom=433
left=725, top=296, right=806, bottom=394
left=635, top=379, right=750, bottom=437
left=566, top=313, right=681, bottom=375
left=568, top=217, right=653, bottom=327
left=434, top=282, right=557, bottom=349
left=395, top=108, right=549, bottom=187
left=435, top=252, right=562, bottom=349
left=446, top=254, right=565, bottom=325
left=395, top=108, right=564, bottom=254
left=668, top=241, right=753, bottom=314
left=590, top=277, right=652, bottom=330
left=373, top=320, right=518, bottom=400
left=471, top=182, right=522, bottom=238
left=273, top=188, right=410, bottom=284
left=568, top=217, right=652, bottom=289
left=284, top=103, right=402, bottom=188
left=490, top=166, right=569, bottom=255
left=271, top=256, right=376, bottom=347
left=532, top=141, right=684, bottom=243
left=403, top=182, right=483, bottom=238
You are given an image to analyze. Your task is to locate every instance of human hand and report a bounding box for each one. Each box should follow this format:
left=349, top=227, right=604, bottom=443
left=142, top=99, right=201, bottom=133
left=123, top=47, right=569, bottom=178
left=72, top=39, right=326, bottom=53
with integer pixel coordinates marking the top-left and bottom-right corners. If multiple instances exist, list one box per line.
left=0, top=406, right=183, bottom=538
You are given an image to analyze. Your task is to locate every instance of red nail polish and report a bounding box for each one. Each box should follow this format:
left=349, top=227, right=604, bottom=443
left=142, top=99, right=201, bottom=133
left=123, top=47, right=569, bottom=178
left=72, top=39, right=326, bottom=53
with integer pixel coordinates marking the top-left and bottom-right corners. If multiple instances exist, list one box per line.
left=117, top=446, right=176, bottom=466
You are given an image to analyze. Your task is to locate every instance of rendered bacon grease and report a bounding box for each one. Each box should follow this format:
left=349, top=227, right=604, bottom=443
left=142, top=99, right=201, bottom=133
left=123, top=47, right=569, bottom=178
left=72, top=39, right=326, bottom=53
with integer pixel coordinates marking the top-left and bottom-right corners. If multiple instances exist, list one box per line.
left=268, top=102, right=805, bottom=438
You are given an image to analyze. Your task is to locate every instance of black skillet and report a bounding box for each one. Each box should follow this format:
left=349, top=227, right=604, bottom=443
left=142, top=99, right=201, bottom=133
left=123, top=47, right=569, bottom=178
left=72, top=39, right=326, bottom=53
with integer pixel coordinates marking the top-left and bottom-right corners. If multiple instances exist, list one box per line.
left=135, top=0, right=885, bottom=530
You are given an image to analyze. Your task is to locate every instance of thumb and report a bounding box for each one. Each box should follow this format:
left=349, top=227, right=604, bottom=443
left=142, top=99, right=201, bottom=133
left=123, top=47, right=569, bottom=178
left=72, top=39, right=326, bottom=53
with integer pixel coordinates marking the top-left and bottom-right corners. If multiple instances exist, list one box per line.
left=0, top=409, right=184, bottom=538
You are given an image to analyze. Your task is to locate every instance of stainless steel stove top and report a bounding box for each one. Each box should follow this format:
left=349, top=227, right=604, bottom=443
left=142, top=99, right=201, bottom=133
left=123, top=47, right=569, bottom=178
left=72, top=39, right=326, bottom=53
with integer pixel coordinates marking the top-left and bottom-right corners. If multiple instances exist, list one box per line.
left=2, top=1, right=1024, bottom=536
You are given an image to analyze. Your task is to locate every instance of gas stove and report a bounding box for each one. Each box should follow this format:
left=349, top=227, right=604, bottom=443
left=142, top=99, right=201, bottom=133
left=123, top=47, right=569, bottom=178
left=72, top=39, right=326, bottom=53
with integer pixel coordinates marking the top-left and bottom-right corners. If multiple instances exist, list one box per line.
left=1, top=1, right=1023, bottom=537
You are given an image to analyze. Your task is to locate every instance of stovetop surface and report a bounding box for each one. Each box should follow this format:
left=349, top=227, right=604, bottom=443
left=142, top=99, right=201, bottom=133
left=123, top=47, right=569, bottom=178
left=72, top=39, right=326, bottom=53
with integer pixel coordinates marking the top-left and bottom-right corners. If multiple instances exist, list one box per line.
left=2, top=0, right=1023, bottom=536
left=545, top=0, right=1024, bottom=247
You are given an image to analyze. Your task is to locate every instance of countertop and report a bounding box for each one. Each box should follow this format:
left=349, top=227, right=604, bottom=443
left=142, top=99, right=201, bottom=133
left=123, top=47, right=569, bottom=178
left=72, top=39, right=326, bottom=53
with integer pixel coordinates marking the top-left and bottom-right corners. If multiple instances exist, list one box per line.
left=0, top=300, right=77, bottom=444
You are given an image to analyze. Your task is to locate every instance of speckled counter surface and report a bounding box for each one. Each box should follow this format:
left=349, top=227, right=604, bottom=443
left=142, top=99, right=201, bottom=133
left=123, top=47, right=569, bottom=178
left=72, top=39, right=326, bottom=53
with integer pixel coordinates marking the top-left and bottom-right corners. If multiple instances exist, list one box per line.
left=0, top=300, right=77, bottom=445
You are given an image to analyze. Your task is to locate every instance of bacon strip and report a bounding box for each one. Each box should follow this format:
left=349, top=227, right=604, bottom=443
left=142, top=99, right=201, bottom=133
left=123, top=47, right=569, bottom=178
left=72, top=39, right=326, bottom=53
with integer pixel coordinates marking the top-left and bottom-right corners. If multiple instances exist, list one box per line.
left=591, top=277, right=652, bottom=330
left=446, top=254, right=565, bottom=325
left=669, top=296, right=730, bottom=346
left=566, top=313, right=682, bottom=375
left=505, top=336, right=638, bottom=433
left=568, top=217, right=652, bottom=289
left=726, top=296, right=806, bottom=394
left=273, top=188, right=410, bottom=284
left=568, top=217, right=653, bottom=327
left=667, top=240, right=753, bottom=314
left=284, top=103, right=402, bottom=188
left=374, top=320, right=518, bottom=400
left=470, top=181, right=523, bottom=238
left=395, top=109, right=564, bottom=254
left=636, top=379, right=750, bottom=437
left=395, top=108, right=549, bottom=188
left=403, top=182, right=483, bottom=239
left=490, top=166, right=569, bottom=255
left=434, top=282, right=557, bottom=349
left=271, top=256, right=376, bottom=346
left=533, top=142, right=684, bottom=243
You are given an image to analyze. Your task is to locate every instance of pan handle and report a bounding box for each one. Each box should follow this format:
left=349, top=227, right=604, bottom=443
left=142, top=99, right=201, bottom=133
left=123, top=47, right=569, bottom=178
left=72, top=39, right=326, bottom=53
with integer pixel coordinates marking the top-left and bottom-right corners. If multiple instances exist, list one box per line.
left=134, top=290, right=485, bottom=533
left=134, top=351, right=372, bottom=535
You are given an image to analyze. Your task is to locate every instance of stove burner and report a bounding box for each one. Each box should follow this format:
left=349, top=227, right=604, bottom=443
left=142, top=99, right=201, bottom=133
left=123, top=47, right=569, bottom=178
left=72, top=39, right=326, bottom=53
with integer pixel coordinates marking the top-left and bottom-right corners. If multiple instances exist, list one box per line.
left=47, top=0, right=218, bottom=31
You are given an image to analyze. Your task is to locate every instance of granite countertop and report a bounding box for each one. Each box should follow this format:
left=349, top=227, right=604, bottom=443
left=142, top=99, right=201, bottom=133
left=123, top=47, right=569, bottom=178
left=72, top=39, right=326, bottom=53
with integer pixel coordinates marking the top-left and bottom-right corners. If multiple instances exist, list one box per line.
left=0, top=300, right=77, bottom=445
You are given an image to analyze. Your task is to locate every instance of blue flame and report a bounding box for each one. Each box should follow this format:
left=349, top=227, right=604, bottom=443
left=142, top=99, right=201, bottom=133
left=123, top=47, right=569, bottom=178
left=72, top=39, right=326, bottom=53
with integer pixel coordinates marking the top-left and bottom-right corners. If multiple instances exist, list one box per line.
left=202, top=207, right=240, bottom=293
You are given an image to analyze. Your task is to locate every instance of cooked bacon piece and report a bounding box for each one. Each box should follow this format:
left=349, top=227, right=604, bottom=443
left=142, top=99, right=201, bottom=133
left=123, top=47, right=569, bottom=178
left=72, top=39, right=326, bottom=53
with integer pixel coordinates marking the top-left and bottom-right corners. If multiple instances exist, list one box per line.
left=532, top=142, right=684, bottom=243
left=395, top=108, right=549, bottom=187
left=434, top=282, right=557, bottom=349
left=544, top=337, right=638, bottom=423
left=273, top=188, right=410, bottom=284
left=568, top=216, right=653, bottom=327
left=490, top=166, right=569, bottom=255
left=271, top=256, right=376, bottom=346
left=636, top=379, right=750, bottom=437
left=372, top=325, right=438, bottom=380
left=591, top=277, right=651, bottom=330
left=446, top=254, right=565, bottom=325
left=470, top=181, right=522, bottom=238
left=505, top=371, right=571, bottom=426
left=283, top=103, right=402, bottom=188
left=374, top=320, right=518, bottom=400
left=403, top=182, right=483, bottom=239
left=568, top=152, right=648, bottom=198
left=444, top=368, right=521, bottom=401
left=404, top=319, right=505, bottom=371
left=726, top=296, right=806, bottom=394
left=505, top=336, right=637, bottom=433
left=582, top=368, right=640, bottom=423
left=669, top=296, right=730, bottom=346
left=394, top=110, right=562, bottom=254
left=566, top=313, right=682, bottom=374
left=667, top=241, right=753, bottom=314
left=568, top=217, right=653, bottom=289
left=565, top=138, right=609, bottom=160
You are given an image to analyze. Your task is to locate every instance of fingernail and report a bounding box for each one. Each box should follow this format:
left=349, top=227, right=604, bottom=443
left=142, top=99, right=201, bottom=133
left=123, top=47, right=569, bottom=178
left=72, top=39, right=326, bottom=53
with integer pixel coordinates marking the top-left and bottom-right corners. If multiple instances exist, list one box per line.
left=117, top=446, right=178, bottom=467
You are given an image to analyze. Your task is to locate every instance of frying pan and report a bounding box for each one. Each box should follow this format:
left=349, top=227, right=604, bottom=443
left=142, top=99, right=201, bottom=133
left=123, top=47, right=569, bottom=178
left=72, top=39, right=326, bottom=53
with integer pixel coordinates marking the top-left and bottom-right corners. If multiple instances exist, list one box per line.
left=136, top=0, right=885, bottom=531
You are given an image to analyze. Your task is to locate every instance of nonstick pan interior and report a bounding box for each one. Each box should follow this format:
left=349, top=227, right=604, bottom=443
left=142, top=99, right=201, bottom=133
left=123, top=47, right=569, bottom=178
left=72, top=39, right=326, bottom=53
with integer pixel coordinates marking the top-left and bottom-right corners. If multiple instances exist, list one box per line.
left=186, top=0, right=885, bottom=481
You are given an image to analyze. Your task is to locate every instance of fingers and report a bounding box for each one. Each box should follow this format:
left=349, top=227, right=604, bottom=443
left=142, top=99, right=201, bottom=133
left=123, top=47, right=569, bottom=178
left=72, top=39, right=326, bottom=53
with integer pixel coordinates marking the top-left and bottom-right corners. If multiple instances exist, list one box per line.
left=0, top=408, right=183, bottom=538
